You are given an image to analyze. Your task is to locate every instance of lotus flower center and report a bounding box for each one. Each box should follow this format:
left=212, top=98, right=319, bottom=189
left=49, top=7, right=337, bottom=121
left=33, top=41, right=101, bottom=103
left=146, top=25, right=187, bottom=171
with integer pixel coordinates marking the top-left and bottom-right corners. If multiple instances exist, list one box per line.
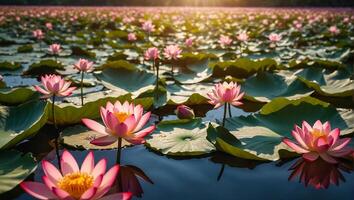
left=57, top=172, right=94, bottom=199
left=114, top=112, right=130, bottom=123
left=312, top=129, right=325, bottom=138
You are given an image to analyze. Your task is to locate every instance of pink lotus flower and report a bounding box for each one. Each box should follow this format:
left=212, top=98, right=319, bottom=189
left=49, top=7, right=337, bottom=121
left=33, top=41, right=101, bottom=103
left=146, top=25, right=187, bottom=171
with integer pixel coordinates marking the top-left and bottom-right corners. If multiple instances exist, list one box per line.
left=142, top=21, right=155, bottom=33
left=185, top=37, right=194, bottom=47
left=74, top=58, right=94, bottom=72
left=20, top=150, right=132, bottom=200
left=175, top=105, right=195, bottom=119
left=144, top=47, right=159, bottom=61
left=207, top=81, right=244, bottom=109
left=127, top=33, right=137, bottom=41
left=46, top=22, right=53, bottom=30
left=82, top=101, right=155, bottom=146
left=268, top=33, right=282, bottom=43
left=34, top=74, right=76, bottom=98
left=236, top=32, right=249, bottom=42
left=283, top=120, right=353, bottom=164
left=218, top=35, right=232, bottom=46
left=49, top=43, right=61, bottom=55
left=163, top=45, right=182, bottom=60
left=33, top=29, right=44, bottom=40
left=329, top=26, right=340, bottom=35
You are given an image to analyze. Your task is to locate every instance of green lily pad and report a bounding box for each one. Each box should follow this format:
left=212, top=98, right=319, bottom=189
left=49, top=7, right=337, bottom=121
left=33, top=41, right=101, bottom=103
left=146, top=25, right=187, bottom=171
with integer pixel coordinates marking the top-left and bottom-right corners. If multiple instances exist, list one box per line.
left=95, top=66, right=156, bottom=98
left=0, top=87, right=38, bottom=105
left=23, top=59, right=64, bottom=76
left=296, top=68, right=354, bottom=97
left=174, top=59, right=212, bottom=84
left=242, top=72, right=313, bottom=102
left=0, top=100, right=48, bottom=149
left=166, top=83, right=211, bottom=105
left=107, top=51, right=128, bottom=62
left=207, top=97, right=354, bottom=161
left=71, top=46, right=96, bottom=58
left=211, top=58, right=282, bottom=79
left=61, top=125, right=131, bottom=150
left=96, top=60, right=135, bottom=71
left=17, top=44, right=33, bottom=53
left=0, top=150, right=37, bottom=194
left=146, top=118, right=216, bottom=156
left=0, top=61, right=21, bottom=71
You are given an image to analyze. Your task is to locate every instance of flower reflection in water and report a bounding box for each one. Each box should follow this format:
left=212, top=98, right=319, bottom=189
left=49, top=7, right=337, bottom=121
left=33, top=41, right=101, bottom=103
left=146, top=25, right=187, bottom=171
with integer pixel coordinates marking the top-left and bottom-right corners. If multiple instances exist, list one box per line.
left=114, top=165, right=153, bottom=198
left=288, top=157, right=353, bottom=189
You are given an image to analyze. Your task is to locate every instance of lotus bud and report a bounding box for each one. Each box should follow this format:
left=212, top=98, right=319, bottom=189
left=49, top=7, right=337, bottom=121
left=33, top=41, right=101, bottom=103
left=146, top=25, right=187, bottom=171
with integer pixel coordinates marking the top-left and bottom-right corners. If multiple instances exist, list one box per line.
left=175, top=105, right=195, bottom=119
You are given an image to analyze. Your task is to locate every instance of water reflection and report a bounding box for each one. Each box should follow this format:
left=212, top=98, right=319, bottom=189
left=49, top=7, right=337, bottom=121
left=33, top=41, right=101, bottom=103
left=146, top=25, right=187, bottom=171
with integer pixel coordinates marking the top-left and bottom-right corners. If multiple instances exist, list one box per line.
left=113, top=165, right=154, bottom=198
left=288, top=158, right=354, bottom=189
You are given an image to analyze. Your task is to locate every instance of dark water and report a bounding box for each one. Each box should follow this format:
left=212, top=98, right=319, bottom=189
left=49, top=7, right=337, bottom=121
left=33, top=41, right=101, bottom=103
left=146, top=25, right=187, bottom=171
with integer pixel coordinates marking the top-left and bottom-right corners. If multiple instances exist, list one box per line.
left=14, top=146, right=354, bottom=200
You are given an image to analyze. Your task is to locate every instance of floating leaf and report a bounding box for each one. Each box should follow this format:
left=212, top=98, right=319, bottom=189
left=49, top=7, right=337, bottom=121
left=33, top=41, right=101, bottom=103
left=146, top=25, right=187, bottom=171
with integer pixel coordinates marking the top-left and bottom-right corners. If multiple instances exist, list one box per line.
left=96, top=66, right=156, bottom=98
left=0, top=150, right=37, bottom=194
left=71, top=46, right=96, bottom=58
left=0, top=61, right=21, bottom=71
left=296, top=68, right=354, bottom=97
left=23, top=59, right=64, bottom=76
left=146, top=118, right=216, bottom=156
left=17, top=44, right=33, bottom=53
left=0, top=87, right=38, bottom=105
left=242, top=72, right=313, bottom=102
left=0, top=100, right=48, bottom=149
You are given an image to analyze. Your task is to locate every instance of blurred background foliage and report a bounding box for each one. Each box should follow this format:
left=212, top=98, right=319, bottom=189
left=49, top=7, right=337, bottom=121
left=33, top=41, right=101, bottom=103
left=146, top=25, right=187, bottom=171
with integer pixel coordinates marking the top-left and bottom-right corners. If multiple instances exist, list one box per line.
left=0, top=0, right=353, bottom=7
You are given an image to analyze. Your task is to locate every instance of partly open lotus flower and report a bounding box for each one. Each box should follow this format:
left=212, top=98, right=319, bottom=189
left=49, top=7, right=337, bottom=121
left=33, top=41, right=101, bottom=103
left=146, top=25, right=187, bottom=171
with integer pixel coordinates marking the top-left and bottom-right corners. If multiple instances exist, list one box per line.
left=218, top=35, right=232, bottom=46
left=175, top=105, right=195, bottom=119
left=185, top=37, right=194, bottom=47
left=49, top=43, right=61, bottom=55
left=142, top=20, right=155, bottom=33
left=268, top=33, right=282, bottom=43
left=329, top=26, right=340, bottom=35
left=20, top=150, right=132, bottom=200
left=236, top=32, right=249, bottom=42
left=288, top=158, right=351, bottom=189
left=82, top=101, right=155, bottom=146
left=74, top=58, right=94, bottom=72
left=33, top=29, right=44, bottom=40
left=46, top=22, right=53, bottom=30
left=34, top=74, right=76, bottom=98
left=144, top=47, right=159, bottom=61
left=127, top=33, right=137, bottom=41
left=207, top=81, right=244, bottom=109
left=163, top=45, right=182, bottom=60
left=283, top=120, right=353, bottom=164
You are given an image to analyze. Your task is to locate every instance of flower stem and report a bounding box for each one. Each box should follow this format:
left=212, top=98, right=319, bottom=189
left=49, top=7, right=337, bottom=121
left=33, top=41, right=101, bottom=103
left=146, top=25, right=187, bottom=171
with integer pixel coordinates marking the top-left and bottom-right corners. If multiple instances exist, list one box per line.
left=228, top=103, right=232, bottom=118
left=222, top=103, right=227, bottom=127
left=171, top=64, right=174, bottom=78
left=51, top=95, right=61, bottom=171
left=116, top=137, right=122, bottom=164
left=155, top=60, right=159, bottom=101
left=80, top=71, right=84, bottom=106
left=217, top=164, right=225, bottom=181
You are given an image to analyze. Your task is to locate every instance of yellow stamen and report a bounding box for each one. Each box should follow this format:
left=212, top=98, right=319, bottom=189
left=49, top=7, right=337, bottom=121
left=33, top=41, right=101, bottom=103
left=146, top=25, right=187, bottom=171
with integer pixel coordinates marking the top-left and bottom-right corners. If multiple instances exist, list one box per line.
left=57, top=172, right=94, bottom=199
left=312, top=129, right=325, bottom=138
left=114, top=112, right=130, bottom=122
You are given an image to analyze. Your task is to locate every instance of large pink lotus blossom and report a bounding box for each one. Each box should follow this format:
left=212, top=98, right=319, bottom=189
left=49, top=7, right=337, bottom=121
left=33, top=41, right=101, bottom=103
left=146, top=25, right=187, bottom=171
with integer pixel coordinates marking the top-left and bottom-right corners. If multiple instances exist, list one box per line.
left=163, top=45, right=182, bottom=60
left=329, top=26, right=340, bottom=35
left=34, top=74, right=76, bottom=98
left=141, top=21, right=155, bottom=33
left=74, top=58, right=94, bottom=72
left=236, top=32, right=249, bottom=42
left=127, top=33, right=137, bottom=41
left=185, top=37, right=194, bottom=47
left=207, top=81, right=244, bottom=109
left=20, top=150, right=132, bottom=200
left=144, top=47, right=159, bottom=61
left=49, top=43, right=61, bottom=55
left=283, top=120, right=352, bottom=164
left=218, top=35, right=233, bottom=46
left=82, top=101, right=155, bottom=146
left=33, top=29, right=45, bottom=40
